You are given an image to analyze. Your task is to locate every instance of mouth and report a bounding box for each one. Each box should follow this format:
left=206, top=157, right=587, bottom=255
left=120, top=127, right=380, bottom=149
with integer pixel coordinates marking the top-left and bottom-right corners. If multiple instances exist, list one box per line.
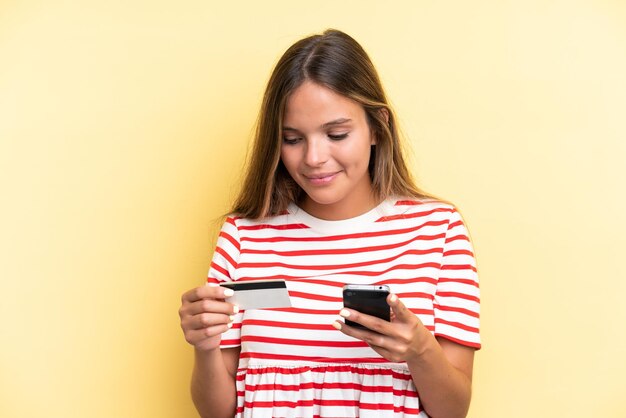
left=304, top=172, right=340, bottom=185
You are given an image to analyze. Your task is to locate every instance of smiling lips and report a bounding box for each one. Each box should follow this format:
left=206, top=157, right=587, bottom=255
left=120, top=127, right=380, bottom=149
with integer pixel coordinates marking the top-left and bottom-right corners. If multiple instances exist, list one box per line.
left=304, top=172, right=340, bottom=185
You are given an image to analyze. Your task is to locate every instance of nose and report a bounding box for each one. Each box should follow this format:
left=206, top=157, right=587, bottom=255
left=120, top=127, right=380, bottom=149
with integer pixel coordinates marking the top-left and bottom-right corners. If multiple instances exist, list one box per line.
left=303, top=138, right=328, bottom=167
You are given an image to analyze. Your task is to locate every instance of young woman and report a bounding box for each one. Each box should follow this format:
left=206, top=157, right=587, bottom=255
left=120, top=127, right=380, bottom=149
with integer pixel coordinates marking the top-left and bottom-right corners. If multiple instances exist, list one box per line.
left=179, top=29, right=480, bottom=418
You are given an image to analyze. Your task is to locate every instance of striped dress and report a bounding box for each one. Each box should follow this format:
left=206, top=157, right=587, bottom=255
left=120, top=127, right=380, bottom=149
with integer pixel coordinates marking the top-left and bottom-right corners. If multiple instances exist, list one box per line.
left=207, top=198, right=481, bottom=418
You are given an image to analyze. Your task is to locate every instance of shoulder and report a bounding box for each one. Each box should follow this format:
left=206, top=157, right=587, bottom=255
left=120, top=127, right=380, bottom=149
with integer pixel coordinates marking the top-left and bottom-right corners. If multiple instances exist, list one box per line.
left=379, top=196, right=458, bottom=221
left=225, top=206, right=303, bottom=231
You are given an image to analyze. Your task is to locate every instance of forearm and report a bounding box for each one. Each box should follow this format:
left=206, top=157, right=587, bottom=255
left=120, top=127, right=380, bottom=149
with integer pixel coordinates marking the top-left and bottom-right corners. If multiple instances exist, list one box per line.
left=407, top=336, right=472, bottom=418
left=191, top=348, right=237, bottom=418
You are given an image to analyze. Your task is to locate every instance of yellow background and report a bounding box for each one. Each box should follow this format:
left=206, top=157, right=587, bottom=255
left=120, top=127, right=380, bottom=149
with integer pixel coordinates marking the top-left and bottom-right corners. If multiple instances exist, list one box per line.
left=2, top=1, right=625, bottom=417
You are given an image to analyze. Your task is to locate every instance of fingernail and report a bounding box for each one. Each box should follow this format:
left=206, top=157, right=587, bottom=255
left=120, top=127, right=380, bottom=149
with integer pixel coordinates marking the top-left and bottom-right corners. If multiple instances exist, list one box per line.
left=390, top=294, right=398, bottom=303
left=207, top=282, right=218, bottom=287
left=229, top=315, right=235, bottom=322
left=227, top=322, right=233, bottom=329
left=339, top=309, right=350, bottom=318
left=232, top=305, right=240, bottom=314
left=332, top=321, right=342, bottom=330
left=224, top=288, right=234, bottom=297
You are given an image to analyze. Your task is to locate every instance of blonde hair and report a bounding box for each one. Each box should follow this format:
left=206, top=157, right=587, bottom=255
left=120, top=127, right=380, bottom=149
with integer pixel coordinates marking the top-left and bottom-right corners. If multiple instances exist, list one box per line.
left=232, top=29, right=431, bottom=219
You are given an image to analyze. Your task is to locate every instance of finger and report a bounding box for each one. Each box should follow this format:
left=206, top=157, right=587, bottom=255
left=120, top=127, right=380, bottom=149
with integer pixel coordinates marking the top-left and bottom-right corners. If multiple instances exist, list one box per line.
left=332, top=319, right=364, bottom=339
left=181, top=285, right=234, bottom=303
left=338, top=308, right=391, bottom=335
left=183, top=298, right=239, bottom=316
left=185, top=312, right=234, bottom=330
left=333, top=320, right=404, bottom=362
left=387, top=294, right=413, bottom=323
left=184, top=323, right=232, bottom=345
left=333, top=319, right=389, bottom=347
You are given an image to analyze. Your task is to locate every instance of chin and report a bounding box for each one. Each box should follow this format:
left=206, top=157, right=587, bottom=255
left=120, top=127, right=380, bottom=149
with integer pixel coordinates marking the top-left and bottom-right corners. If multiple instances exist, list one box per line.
left=304, top=192, right=346, bottom=207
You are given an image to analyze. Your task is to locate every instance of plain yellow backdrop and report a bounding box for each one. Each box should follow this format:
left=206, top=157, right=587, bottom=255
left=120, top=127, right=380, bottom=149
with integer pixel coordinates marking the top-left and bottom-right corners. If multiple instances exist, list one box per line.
left=1, top=1, right=625, bottom=417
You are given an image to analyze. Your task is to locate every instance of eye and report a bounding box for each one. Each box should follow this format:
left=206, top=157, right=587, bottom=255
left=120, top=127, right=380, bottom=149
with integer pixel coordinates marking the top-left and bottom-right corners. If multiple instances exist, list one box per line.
left=328, top=133, right=349, bottom=140
left=283, top=137, right=302, bottom=145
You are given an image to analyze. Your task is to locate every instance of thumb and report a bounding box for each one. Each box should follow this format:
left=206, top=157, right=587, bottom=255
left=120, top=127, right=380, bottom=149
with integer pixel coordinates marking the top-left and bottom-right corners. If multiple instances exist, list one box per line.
left=387, top=293, right=415, bottom=323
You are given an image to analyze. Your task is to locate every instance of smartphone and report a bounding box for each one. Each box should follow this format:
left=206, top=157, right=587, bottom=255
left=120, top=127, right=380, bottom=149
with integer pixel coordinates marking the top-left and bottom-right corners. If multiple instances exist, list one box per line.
left=342, top=284, right=390, bottom=329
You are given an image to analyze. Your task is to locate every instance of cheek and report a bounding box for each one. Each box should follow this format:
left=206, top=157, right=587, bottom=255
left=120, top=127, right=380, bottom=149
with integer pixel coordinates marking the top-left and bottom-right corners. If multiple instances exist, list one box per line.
left=343, top=143, right=372, bottom=169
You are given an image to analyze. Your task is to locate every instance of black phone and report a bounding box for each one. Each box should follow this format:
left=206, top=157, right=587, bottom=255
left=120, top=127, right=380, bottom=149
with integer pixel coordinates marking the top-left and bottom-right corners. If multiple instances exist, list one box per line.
left=342, top=284, right=391, bottom=329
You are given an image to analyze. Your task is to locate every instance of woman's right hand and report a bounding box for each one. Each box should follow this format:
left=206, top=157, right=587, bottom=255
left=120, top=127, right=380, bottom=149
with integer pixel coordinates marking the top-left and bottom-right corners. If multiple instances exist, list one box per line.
left=179, top=284, right=239, bottom=352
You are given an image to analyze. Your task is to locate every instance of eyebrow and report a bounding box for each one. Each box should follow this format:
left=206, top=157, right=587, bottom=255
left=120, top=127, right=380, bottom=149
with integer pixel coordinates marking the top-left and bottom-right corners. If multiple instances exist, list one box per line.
left=283, top=118, right=352, bottom=131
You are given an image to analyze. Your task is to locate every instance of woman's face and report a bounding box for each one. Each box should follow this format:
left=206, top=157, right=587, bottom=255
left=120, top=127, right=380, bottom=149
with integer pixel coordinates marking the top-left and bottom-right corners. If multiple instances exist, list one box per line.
left=280, top=81, right=377, bottom=220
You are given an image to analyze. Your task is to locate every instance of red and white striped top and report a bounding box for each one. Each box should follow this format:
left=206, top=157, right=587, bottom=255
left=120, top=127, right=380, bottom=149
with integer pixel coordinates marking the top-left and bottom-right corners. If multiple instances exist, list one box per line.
left=207, top=198, right=480, bottom=418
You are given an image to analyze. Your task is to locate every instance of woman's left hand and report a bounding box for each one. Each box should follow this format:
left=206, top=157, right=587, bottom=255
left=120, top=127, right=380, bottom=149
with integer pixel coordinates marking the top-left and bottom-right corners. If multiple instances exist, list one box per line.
left=333, top=294, right=431, bottom=362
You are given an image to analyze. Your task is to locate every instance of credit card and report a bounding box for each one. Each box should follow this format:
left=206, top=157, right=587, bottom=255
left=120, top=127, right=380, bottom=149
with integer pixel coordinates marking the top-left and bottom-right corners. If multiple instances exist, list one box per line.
left=220, top=279, right=291, bottom=310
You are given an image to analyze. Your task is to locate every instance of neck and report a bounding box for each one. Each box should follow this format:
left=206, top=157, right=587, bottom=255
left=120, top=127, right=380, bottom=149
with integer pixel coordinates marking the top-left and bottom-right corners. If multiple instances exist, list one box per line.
left=300, top=190, right=380, bottom=221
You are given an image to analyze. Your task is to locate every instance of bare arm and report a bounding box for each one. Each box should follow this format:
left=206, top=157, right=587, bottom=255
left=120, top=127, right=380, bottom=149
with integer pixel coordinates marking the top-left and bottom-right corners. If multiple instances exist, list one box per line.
left=180, top=285, right=240, bottom=418
left=191, top=346, right=240, bottom=418
left=334, top=294, right=475, bottom=418
left=405, top=336, right=474, bottom=418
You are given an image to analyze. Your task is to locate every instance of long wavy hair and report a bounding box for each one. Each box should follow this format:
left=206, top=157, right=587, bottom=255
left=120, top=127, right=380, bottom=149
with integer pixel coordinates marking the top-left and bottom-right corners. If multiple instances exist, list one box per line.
left=231, top=29, right=432, bottom=219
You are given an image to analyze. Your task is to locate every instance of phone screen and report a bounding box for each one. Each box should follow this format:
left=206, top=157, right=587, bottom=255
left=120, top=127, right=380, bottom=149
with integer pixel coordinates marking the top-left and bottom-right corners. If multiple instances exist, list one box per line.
left=342, top=285, right=390, bottom=329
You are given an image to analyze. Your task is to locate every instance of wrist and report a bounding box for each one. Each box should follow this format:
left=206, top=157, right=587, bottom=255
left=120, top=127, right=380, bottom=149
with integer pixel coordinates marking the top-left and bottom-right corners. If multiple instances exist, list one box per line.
left=407, top=331, right=440, bottom=366
left=194, top=346, right=221, bottom=362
